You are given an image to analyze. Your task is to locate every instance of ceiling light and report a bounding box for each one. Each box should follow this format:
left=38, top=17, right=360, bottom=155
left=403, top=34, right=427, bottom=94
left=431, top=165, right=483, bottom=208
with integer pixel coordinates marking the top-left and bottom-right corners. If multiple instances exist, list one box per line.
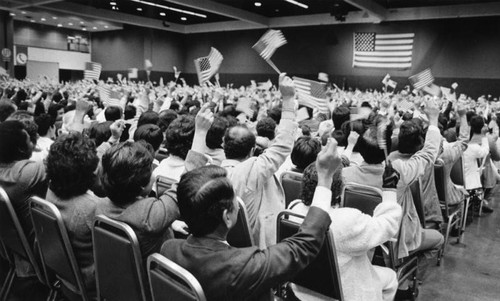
left=21, top=11, right=26, bottom=14
left=41, top=18, right=46, bottom=21
left=82, top=27, right=87, bottom=31
left=104, top=25, right=109, bottom=28
left=131, top=0, right=207, bottom=18
left=10, top=13, right=16, bottom=16
left=136, top=7, right=142, bottom=11
left=68, top=22, right=73, bottom=26
left=284, top=0, right=308, bottom=9
left=181, top=17, right=187, bottom=21
left=159, top=12, right=166, bottom=16
left=57, top=24, right=62, bottom=27
left=80, top=21, right=85, bottom=24
left=110, top=1, right=116, bottom=5
left=254, top=2, right=262, bottom=7
left=93, top=26, right=97, bottom=30
left=30, top=20, right=35, bottom=23
left=52, top=16, right=58, bottom=20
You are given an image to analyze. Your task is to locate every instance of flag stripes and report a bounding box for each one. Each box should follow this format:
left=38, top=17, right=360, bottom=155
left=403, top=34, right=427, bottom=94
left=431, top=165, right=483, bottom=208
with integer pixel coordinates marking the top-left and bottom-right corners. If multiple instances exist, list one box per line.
left=409, top=68, right=434, bottom=90
left=252, top=29, right=287, bottom=60
left=353, top=32, right=414, bottom=69
left=293, top=77, right=329, bottom=114
left=194, top=47, right=223, bottom=84
left=84, top=62, right=102, bottom=80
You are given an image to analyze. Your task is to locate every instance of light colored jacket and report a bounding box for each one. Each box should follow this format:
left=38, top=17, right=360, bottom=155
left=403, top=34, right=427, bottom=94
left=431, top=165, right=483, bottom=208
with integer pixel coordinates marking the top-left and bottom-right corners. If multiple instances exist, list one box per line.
left=387, top=125, right=441, bottom=258
left=221, top=118, right=297, bottom=248
left=290, top=190, right=401, bottom=301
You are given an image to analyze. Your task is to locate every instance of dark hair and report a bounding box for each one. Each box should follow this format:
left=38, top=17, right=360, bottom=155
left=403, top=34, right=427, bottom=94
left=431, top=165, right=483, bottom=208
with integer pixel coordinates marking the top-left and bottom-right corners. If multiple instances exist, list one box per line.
left=52, top=92, right=63, bottom=103
left=35, top=113, right=55, bottom=136
left=256, top=117, right=276, bottom=140
left=158, top=109, right=178, bottom=133
left=0, top=120, right=32, bottom=163
left=206, top=116, right=228, bottom=149
left=16, top=89, right=27, bottom=103
left=291, top=136, right=321, bottom=171
left=470, top=115, right=484, bottom=135
left=104, top=106, right=123, bottom=121
left=177, top=166, right=235, bottom=237
left=8, top=112, right=38, bottom=145
left=47, top=132, right=98, bottom=199
left=100, top=141, right=153, bottom=205
left=137, top=111, right=159, bottom=128
left=332, top=106, right=350, bottom=129
left=267, top=105, right=282, bottom=124
left=134, top=124, right=163, bottom=152
left=358, top=124, right=393, bottom=164
left=398, top=120, right=424, bottom=154
left=88, top=121, right=112, bottom=146
left=165, top=115, right=195, bottom=159
left=300, top=163, right=342, bottom=206
left=124, top=105, right=137, bottom=120
left=48, top=103, right=64, bottom=121
left=223, top=125, right=256, bottom=160
left=0, top=101, right=16, bottom=122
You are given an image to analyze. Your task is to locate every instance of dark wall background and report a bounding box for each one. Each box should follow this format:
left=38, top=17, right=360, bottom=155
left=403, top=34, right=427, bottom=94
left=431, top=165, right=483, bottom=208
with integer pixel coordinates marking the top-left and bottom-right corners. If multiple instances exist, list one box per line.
left=91, top=25, right=184, bottom=73
left=14, top=20, right=90, bottom=50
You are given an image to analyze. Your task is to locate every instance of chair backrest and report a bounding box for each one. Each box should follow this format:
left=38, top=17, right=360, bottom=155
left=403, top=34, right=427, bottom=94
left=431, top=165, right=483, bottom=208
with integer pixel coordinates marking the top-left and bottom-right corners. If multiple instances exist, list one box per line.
left=341, top=183, right=383, bottom=216
left=156, top=176, right=177, bottom=196
left=433, top=161, right=452, bottom=219
left=277, top=211, right=343, bottom=300
left=92, top=215, right=149, bottom=301
left=147, top=253, right=206, bottom=301
left=155, top=148, right=169, bottom=163
left=410, top=181, right=425, bottom=227
left=281, top=171, right=303, bottom=208
left=450, top=157, right=464, bottom=186
left=29, top=197, right=89, bottom=301
left=0, top=187, right=45, bottom=283
left=227, top=197, right=254, bottom=248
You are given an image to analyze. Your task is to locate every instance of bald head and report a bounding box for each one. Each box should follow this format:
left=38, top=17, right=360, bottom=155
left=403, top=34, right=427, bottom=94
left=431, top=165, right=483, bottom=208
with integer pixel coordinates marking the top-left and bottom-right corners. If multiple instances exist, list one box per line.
left=223, top=125, right=256, bottom=160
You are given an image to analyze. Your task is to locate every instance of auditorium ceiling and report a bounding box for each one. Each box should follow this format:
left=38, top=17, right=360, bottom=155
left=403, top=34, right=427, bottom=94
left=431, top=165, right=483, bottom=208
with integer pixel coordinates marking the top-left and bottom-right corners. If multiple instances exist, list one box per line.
left=1, top=0, right=500, bottom=33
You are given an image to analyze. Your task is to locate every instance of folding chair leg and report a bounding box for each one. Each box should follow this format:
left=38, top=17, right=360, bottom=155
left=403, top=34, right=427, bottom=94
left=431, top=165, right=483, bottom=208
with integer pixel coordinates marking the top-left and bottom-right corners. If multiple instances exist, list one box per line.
left=457, top=201, right=465, bottom=244
left=437, top=217, right=453, bottom=266
left=460, top=197, right=470, bottom=236
left=0, top=266, right=16, bottom=301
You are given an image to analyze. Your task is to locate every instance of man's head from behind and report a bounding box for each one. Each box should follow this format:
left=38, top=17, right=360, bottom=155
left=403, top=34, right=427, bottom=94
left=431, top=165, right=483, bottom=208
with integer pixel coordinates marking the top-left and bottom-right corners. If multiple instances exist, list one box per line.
left=358, top=122, right=393, bottom=164
left=177, top=166, right=237, bottom=237
left=470, top=115, right=485, bottom=136
left=0, top=120, right=33, bottom=163
left=100, top=141, right=154, bottom=206
left=398, top=120, right=424, bottom=154
left=104, top=106, right=123, bottom=121
left=223, top=125, right=256, bottom=160
left=291, top=136, right=321, bottom=172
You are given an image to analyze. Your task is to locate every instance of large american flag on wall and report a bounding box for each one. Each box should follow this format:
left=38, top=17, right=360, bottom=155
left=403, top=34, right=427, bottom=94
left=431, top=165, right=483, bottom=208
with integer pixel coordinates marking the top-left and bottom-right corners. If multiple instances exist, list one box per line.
left=353, top=33, right=414, bottom=69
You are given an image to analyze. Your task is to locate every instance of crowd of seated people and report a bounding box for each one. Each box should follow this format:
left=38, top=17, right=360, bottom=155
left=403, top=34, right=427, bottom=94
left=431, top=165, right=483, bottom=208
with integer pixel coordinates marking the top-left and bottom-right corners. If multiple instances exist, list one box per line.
left=0, top=72, right=499, bottom=301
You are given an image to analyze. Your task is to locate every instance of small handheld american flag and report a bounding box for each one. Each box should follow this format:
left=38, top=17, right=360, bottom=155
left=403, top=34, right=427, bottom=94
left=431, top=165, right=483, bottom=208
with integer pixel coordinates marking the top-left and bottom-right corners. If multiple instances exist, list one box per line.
left=84, top=62, right=102, bottom=81
left=409, top=68, right=434, bottom=90
left=293, top=77, right=329, bottom=115
left=194, top=47, right=223, bottom=85
left=253, top=29, right=287, bottom=61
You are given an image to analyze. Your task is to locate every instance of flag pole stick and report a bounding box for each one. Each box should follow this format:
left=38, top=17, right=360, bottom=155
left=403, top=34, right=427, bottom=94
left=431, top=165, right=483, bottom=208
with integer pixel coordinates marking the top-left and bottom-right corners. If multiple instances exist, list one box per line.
left=265, top=59, right=281, bottom=74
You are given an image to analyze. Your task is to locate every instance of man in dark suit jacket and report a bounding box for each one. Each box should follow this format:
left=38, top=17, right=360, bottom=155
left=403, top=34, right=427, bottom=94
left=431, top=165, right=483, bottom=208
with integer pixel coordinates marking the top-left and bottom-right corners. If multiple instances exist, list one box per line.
left=161, top=136, right=341, bottom=301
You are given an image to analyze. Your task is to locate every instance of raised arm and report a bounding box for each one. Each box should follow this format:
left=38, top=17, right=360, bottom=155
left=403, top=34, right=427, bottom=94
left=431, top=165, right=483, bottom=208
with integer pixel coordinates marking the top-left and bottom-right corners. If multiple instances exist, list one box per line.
left=249, top=73, right=298, bottom=180
left=393, top=100, right=441, bottom=185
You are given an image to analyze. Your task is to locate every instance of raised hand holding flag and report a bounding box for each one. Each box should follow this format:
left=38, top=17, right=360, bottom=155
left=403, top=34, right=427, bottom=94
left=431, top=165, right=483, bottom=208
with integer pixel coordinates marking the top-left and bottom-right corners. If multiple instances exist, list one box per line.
left=194, top=47, right=223, bottom=85
left=253, top=29, right=287, bottom=74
